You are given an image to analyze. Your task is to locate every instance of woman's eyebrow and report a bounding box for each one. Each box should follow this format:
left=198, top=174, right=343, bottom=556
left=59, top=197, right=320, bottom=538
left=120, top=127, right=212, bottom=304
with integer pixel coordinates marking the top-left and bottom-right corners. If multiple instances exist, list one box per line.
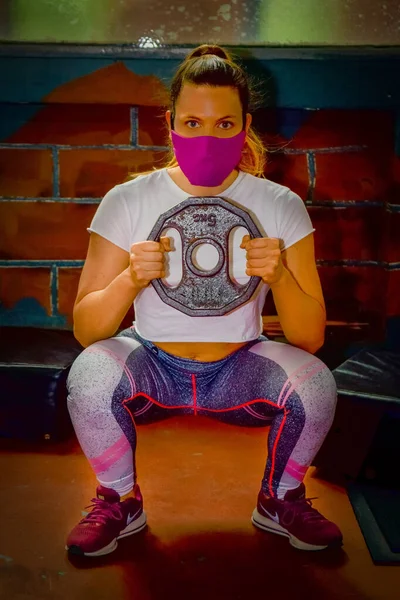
left=217, top=115, right=237, bottom=120
left=182, top=114, right=238, bottom=120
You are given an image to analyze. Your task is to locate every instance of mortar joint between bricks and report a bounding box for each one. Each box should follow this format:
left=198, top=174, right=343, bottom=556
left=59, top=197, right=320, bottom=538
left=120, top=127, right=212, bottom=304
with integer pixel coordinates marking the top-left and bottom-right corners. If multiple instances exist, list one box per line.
left=130, top=107, right=139, bottom=147
left=306, top=152, right=316, bottom=203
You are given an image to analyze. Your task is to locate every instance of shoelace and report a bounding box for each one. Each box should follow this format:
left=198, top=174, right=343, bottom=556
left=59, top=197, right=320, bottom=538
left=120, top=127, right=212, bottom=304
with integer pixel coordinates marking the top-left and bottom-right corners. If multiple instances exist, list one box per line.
left=279, top=496, right=325, bottom=527
left=79, top=497, right=123, bottom=526
left=289, top=496, right=325, bottom=523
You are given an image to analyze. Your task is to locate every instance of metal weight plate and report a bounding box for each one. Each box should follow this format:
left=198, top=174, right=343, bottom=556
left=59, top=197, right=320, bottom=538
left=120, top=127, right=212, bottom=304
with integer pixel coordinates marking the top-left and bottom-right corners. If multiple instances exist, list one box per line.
left=147, top=196, right=263, bottom=316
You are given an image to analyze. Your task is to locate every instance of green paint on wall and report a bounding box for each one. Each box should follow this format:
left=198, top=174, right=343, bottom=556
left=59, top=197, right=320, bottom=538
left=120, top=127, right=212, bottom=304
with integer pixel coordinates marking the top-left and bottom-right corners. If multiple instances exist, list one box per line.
left=0, top=298, right=67, bottom=328
left=258, top=0, right=342, bottom=45
left=11, top=0, right=112, bottom=43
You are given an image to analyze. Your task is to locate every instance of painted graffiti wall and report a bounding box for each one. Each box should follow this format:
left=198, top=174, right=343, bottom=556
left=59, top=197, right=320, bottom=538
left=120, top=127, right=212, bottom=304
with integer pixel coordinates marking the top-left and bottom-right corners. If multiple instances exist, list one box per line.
left=0, top=48, right=399, bottom=334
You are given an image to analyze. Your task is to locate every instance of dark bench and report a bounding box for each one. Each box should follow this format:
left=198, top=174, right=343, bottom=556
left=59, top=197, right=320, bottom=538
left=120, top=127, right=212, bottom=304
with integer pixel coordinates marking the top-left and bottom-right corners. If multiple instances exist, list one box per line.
left=313, top=348, right=400, bottom=481
left=0, top=327, right=82, bottom=441
left=315, top=347, right=400, bottom=564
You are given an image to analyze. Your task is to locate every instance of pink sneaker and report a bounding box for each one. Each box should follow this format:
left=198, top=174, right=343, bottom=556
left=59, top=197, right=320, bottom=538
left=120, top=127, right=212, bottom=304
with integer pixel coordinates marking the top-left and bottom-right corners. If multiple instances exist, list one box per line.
left=66, top=485, right=147, bottom=557
left=252, top=483, right=343, bottom=551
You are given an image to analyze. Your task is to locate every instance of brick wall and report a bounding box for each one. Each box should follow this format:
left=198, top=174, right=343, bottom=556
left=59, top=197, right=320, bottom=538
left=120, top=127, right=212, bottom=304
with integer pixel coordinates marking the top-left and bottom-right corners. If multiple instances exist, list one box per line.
left=0, top=54, right=399, bottom=335
left=260, top=108, right=399, bottom=333
left=0, top=101, right=168, bottom=328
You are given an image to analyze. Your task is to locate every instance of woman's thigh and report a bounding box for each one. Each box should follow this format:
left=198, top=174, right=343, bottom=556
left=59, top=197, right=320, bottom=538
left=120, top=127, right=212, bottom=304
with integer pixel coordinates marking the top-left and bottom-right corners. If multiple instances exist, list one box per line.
left=67, top=332, right=194, bottom=436
left=198, top=339, right=335, bottom=426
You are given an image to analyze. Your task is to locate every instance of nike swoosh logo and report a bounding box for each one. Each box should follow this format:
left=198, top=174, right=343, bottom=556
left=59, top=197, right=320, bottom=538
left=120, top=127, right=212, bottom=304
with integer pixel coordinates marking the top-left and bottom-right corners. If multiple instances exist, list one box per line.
left=260, top=504, right=280, bottom=523
left=126, top=509, right=140, bottom=525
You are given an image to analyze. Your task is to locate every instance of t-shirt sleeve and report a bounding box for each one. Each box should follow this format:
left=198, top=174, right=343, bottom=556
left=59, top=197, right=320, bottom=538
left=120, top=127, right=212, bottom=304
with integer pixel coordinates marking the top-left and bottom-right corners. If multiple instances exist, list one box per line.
left=276, top=189, right=315, bottom=251
left=87, top=185, right=131, bottom=252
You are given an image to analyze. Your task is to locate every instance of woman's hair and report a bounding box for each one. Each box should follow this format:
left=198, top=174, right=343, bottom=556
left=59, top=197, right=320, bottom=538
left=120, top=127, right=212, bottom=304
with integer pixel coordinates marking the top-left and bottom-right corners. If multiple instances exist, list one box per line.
left=131, top=44, right=266, bottom=179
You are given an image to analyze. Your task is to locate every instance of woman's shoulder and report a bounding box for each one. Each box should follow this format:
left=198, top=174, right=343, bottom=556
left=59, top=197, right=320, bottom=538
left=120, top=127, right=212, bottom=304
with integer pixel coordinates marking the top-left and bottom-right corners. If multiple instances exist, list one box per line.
left=117, top=168, right=167, bottom=196
left=99, top=169, right=168, bottom=213
left=240, top=171, right=299, bottom=202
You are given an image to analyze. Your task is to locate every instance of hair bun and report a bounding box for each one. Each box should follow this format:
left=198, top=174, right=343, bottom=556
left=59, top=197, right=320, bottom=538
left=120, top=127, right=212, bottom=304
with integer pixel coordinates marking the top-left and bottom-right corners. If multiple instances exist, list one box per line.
left=186, top=44, right=231, bottom=62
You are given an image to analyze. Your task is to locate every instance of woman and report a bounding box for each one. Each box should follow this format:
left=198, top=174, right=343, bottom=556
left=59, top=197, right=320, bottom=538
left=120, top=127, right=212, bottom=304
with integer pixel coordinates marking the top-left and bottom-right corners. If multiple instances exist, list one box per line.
left=66, top=44, right=343, bottom=557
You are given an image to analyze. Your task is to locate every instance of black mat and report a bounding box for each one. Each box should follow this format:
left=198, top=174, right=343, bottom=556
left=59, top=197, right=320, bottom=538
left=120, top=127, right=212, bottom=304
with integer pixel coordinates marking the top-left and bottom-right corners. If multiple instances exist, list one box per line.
left=348, top=483, right=400, bottom=565
left=333, top=349, right=400, bottom=407
left=0, top=327, right=82, bottom=440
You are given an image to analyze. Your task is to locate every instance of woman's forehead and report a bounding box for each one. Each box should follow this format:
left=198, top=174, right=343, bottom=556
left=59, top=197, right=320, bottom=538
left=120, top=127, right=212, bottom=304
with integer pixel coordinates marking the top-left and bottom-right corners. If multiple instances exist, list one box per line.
left=176, top=84, right=242, bottom=113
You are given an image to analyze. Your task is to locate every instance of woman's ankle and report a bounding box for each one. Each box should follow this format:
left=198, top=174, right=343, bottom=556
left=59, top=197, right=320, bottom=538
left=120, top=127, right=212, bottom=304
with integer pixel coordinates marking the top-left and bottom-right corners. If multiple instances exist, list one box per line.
left=120, top=483, right=139, bottom=502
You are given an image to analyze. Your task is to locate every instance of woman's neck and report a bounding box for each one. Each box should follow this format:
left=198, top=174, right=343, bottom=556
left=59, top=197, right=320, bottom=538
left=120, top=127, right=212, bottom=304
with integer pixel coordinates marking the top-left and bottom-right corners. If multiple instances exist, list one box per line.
left=166, top=167, right=239, bottom=196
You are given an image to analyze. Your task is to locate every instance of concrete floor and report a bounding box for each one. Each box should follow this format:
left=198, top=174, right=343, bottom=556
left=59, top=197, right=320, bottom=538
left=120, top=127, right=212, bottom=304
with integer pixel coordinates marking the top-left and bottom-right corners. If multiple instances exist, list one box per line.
left=1, top=416, right=399, bottom=600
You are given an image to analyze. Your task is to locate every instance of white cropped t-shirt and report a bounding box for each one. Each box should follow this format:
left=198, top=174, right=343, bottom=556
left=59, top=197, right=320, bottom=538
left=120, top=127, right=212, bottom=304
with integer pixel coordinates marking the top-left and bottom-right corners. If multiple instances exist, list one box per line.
left=88, top=169, right=315, bottom=342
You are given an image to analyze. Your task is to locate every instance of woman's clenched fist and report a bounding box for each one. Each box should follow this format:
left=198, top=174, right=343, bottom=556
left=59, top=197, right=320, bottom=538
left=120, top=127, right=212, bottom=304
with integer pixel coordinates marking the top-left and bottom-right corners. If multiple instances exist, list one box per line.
left=240, top=235, right=284, bottom=286
left=129, top=237, right=171, bottom=290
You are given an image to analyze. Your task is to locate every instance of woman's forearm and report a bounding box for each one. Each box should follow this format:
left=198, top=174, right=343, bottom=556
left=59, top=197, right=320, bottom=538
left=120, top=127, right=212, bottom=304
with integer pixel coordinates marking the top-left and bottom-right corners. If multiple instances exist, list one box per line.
left=270, top=266, right=326, bottom=354
left=73, top=267, right=141, bottom=347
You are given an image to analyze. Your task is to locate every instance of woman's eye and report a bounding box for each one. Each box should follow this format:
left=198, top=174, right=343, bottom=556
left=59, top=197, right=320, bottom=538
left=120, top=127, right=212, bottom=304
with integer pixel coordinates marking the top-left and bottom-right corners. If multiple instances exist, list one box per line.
left=219, top=121, right=234, bottom=129
left=186, top=120, right=199, bottom=128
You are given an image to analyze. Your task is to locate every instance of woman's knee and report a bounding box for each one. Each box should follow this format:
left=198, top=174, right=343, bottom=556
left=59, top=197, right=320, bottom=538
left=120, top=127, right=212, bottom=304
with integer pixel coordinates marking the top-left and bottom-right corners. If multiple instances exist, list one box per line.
left=66, top=340, right=129, bottom=412
left=284, top=351, right=337, bottom=417
left=317, top=360, right=337, bottom=420
left=303, top=357, right=337, bottom=422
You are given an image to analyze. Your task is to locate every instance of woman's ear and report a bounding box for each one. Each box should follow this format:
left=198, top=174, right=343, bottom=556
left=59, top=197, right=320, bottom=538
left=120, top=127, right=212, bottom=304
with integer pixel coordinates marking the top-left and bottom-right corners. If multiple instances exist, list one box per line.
left=245, top=113, right=252, bottom=132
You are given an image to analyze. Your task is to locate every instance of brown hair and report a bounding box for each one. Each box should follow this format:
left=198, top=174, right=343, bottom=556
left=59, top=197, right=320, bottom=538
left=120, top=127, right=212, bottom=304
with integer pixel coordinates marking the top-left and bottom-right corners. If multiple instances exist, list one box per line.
left=132, top=44, right=266, bottom=179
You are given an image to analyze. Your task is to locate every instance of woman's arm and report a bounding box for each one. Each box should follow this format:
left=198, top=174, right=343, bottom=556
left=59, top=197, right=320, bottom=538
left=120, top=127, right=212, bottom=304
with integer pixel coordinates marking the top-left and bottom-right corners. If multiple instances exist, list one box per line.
left=73, top=232, right=171, bottom=348
left=73, top=233, right=140, bottom=348
left=270, top=233, right=326, bottom=354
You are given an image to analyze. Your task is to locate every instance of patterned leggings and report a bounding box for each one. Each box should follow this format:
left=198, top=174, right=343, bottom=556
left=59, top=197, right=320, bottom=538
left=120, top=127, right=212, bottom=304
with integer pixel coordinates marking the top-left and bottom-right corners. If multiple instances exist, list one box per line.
left=67, top=327, right=337, bottom=500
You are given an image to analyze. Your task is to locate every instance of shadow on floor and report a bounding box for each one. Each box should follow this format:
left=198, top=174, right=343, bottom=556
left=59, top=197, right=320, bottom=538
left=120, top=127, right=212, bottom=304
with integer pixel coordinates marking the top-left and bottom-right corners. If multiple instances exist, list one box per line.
left=78, top=529, right=351, bottom=600
left=0, top=528, right=351, bottom=600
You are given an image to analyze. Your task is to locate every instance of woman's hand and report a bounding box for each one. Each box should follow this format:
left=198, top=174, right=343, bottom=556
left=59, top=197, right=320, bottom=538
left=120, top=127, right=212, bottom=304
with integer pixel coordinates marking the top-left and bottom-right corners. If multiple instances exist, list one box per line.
left=240, top=235, right=284, bottom=286
left=129, top=237, right=171, bottom=290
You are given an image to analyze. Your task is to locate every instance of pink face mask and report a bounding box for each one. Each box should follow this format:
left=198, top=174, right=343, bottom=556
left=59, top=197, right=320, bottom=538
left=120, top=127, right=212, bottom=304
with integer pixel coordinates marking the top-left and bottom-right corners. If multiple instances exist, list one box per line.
left=171, top=130, right=246, bottom=187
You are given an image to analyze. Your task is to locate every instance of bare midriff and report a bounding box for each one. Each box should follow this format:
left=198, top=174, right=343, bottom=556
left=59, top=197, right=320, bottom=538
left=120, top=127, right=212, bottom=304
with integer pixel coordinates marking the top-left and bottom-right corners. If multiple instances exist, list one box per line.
left=153, top=341, right=248, bottom=362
